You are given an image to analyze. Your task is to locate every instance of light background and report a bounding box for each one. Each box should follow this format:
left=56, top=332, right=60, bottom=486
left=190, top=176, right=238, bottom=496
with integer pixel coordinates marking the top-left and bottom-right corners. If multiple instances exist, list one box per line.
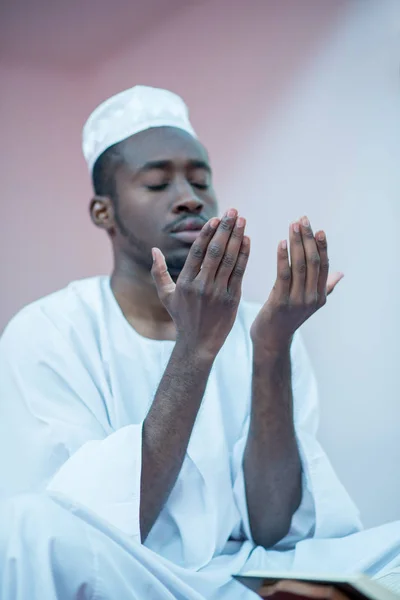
left=1, top=0, right=399, bottom=527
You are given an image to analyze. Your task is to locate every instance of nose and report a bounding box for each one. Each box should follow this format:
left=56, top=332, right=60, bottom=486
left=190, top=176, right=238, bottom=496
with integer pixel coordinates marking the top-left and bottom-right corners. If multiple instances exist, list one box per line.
left=171, top=181, right=204, bottom=215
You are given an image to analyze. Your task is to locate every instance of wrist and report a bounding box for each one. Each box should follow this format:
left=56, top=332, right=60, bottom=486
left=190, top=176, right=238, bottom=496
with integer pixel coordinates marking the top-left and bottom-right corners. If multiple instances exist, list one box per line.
left=252, top=337, right=293, bottom=364
left=174, top=336, right=217, bottom=368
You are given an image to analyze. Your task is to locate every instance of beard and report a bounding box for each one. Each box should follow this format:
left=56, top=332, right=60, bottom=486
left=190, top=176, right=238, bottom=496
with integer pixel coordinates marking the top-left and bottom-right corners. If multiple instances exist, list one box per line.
left=114, top=204, right=186, bottom=279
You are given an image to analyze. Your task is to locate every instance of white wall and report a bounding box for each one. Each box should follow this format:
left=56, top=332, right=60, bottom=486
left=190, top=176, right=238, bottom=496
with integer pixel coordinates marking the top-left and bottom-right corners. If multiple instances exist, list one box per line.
left=222, top=1, right=400, bottom=526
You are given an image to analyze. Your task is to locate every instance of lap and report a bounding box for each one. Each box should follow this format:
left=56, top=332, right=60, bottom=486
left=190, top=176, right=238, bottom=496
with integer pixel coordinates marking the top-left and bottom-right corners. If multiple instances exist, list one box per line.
left=0, top=493, right=207, bottom=600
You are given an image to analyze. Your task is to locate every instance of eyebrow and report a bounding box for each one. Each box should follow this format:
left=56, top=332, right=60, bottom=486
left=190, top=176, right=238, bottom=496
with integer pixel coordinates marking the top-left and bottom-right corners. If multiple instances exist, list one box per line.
left=139, top=159, right=212, bottom=174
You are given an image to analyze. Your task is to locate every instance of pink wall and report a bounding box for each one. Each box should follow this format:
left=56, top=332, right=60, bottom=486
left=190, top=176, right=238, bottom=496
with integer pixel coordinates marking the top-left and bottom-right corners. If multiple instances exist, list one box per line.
left=0, top=0, right=343, bottom=329
left=0, top=65, right=109, bottom=324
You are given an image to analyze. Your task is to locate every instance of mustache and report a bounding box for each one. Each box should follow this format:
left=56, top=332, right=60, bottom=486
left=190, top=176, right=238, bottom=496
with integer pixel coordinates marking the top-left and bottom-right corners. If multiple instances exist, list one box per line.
left=163, top=214, right=208, bottom=233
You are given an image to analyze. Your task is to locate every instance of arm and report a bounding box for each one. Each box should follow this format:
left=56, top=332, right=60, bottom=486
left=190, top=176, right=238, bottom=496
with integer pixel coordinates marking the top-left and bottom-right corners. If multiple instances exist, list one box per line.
left=0, top=212, right=250, bottom=542
left=140, top=342, right=213, bottom=540
left=0, top=317, right=212, bottom=541
left=140, top=210, right=250, bottom=539
left=243, top=344, right=301, bottom=548
left=244, top=216, right=343, bottom=548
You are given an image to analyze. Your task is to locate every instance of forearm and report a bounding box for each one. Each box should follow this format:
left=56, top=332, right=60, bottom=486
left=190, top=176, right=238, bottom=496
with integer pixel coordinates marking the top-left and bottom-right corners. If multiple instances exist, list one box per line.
left=140, top=341, right=214, bottom=540
left=243, top=345, right=302, bottom=548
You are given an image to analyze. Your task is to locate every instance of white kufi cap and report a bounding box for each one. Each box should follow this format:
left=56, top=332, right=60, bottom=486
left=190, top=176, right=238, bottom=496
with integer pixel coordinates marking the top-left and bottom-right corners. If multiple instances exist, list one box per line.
left=82, top=85, right=197, bottom=173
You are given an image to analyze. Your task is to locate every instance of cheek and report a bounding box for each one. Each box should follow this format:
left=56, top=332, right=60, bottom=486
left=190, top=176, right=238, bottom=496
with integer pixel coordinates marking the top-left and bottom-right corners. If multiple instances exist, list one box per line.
left=116, top=189, right=147, bottom=221
left=205, top=191, right=218, bottom=214
left=115, top=190, right=164, bottom=237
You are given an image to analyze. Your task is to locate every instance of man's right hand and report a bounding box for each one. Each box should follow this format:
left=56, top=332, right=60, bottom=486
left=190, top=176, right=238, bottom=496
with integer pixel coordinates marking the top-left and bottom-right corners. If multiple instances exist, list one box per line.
left=141, top=209, right=249, bottom=540
left=151, top=208, right=250, bottom=360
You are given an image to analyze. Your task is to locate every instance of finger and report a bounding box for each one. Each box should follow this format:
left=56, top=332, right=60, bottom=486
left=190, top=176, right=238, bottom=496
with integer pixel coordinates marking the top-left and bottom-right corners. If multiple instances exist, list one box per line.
left=199, top=208, right=238, bottom=279
left=289, top=221, right=306, bottom=300
left=215, top=216, right=246, bottom=286
left=228, top=235, right=251, bottom=295
left=273, top=239, right=291, bottom=298
left=151, top=247, right=175, bottom=303
left=300, top=216, right=320, bottom=302
left=179, top=217, right=220, bottom=281
left=327, top=271, right=344, bottom=295
left=315, top=230, right=329, bottom=304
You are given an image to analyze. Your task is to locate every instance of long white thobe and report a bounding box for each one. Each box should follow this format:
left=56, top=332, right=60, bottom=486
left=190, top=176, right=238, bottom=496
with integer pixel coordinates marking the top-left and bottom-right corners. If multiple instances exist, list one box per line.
left=0, top=276, right=399, bottom=599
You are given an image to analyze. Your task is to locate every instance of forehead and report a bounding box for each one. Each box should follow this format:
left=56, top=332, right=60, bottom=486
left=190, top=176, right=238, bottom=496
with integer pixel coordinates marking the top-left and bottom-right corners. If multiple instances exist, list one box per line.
left=119, top=126, right=210, bottom=171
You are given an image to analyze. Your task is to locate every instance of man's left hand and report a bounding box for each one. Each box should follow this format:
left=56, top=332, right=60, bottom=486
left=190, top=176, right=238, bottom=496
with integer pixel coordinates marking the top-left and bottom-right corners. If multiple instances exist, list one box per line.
left=250, top=217, right=343, bottom=353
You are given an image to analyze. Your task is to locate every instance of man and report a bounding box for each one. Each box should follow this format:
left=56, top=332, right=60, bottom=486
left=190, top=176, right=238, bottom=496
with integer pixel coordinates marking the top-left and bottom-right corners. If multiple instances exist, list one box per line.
left=0, top=85, right=399, bottom=600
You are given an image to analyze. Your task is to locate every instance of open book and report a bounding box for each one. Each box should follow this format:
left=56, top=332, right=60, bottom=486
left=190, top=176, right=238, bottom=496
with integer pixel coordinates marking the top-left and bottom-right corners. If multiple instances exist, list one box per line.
left=233, top=571, right=399, bottom=600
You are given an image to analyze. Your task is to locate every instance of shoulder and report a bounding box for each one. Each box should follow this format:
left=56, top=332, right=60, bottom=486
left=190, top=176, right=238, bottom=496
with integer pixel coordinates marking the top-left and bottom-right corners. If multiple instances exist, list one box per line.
left=1, top=277, right=107, bottom=349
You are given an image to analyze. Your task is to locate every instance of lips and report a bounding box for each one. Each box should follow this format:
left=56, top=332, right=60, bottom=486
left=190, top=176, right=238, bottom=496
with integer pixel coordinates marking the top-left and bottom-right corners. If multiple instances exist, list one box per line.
left=169, top=217, right=206, bottom=244
left=170, top=217, right=206, bottom=234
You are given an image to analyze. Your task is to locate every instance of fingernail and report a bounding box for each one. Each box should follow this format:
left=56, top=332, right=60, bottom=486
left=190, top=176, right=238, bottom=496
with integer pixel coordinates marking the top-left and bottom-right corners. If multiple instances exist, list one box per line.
left=151, top=248, right=156, bottom=261
left=280, top=240, right=287, bottom=250
left=302, top=216, right=310, bottom=228
left=293, top=222, right=300, bottom=233
left=317, top=231, right=325, bottom=242
left=209, top=217, right=219, bottom=229
left=227, top=208, right=237, bottom=218
left=236, top=216, right=245, bottom=228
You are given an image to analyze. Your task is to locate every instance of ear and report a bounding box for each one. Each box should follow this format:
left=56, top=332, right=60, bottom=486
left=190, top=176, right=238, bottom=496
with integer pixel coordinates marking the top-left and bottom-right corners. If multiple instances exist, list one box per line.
left=89, top=195, right=115, bottom=231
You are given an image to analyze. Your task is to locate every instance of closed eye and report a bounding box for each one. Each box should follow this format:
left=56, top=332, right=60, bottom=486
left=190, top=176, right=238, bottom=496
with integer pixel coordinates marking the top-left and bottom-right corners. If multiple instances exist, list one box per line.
left=191, top=183, right=209, bottom=190
left=146, top=183, right=169, bottom=191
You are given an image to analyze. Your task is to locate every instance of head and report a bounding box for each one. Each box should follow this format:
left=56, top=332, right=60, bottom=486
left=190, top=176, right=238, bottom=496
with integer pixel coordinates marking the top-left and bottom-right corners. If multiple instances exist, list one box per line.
left=90, top=126, right=218, bottom=279
left=83, top=86, right=218, bottom=280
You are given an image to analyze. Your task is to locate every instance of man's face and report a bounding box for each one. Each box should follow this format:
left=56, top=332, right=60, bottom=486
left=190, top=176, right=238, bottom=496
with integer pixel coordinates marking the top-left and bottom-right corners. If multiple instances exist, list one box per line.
left=107, top=126, right=218, bottom=278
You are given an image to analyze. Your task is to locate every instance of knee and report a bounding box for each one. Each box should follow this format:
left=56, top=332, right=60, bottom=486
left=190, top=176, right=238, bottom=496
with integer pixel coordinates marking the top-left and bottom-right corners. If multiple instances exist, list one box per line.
left=0, top=492, right=72, bottom=551
left=1, top=491, right=60, bottom=522
left=0, top=494, right=96, bottom=597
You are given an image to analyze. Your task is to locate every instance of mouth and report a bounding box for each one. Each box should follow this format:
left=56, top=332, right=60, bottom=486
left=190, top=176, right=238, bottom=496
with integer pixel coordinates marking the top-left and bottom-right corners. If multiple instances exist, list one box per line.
left=169, top=217, right=206, bottom=244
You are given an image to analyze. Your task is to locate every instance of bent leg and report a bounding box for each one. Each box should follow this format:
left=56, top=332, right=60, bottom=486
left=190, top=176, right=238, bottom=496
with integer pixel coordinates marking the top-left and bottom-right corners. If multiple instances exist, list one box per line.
left=0, top=493, right=206, bottom=600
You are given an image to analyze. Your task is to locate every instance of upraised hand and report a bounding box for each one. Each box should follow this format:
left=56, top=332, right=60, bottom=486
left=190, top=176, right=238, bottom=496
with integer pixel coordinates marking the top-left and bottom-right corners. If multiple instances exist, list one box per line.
left=151, top=209, right=250, bottom=359
left=250, top=216, right=343, bottom=353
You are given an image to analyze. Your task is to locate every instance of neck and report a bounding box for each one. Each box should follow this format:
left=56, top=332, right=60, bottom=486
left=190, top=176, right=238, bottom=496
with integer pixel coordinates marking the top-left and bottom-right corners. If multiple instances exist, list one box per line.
left=111, top=255, right=175, bottom=341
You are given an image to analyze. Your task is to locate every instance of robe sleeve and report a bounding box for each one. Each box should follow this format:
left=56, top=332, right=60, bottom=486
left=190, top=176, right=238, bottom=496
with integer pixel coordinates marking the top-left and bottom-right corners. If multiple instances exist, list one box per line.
left=0, top=307, right=143, bottom=541
left=231, top=332, right=362, bottom=548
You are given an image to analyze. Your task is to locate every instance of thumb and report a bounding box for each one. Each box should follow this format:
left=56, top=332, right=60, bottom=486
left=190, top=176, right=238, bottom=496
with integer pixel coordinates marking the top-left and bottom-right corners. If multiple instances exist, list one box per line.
left=151, top=248, right=175, bottom=304
left=327, top=271, right=344, bottom=296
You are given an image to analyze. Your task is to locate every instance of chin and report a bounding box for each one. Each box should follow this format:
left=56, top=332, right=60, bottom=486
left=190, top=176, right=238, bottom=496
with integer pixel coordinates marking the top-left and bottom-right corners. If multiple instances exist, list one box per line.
left=165, top=249, right=190, bottom=279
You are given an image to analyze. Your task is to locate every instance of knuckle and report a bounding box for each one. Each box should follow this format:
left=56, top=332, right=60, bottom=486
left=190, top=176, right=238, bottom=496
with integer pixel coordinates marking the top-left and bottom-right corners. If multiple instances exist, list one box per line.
left=229, top=228, right=243, bottom=240
left=190, top=243, right=204, bottom=260
left=295, top=260, right=307, bottom=274
left=221, top=291, right=237, bottom=308
left=305, top=293, right=318, bottom=308
left=279, top=268, right=291, bottom=282
left=221, top=253, right=236, bottom=269
left=233, top=263, right=246, bottom=278
left=291, top=299, right=305, bottom=311
left=280, top=293, right=291, bottom=307
left=276, top=299, right=290, bottom=313
left=320, top=260, right=330, bottom=273
left=207, top=242, right=222, bottom=260
left=303, top=228, right=314, bottom=240
left=219, top=219, right=232, bottom=231
left=177, top=278, right=191, bottom=293
left=272, top=290, right=290, bottom=309
left=194, top=279, right=208, bottom=296
left=309, top=252, right=320, bottom=267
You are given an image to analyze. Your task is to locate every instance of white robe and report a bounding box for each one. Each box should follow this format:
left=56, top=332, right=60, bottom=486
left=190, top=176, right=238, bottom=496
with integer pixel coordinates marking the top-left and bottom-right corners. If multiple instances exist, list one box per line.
left=0, top=276, right=399, bottom=599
